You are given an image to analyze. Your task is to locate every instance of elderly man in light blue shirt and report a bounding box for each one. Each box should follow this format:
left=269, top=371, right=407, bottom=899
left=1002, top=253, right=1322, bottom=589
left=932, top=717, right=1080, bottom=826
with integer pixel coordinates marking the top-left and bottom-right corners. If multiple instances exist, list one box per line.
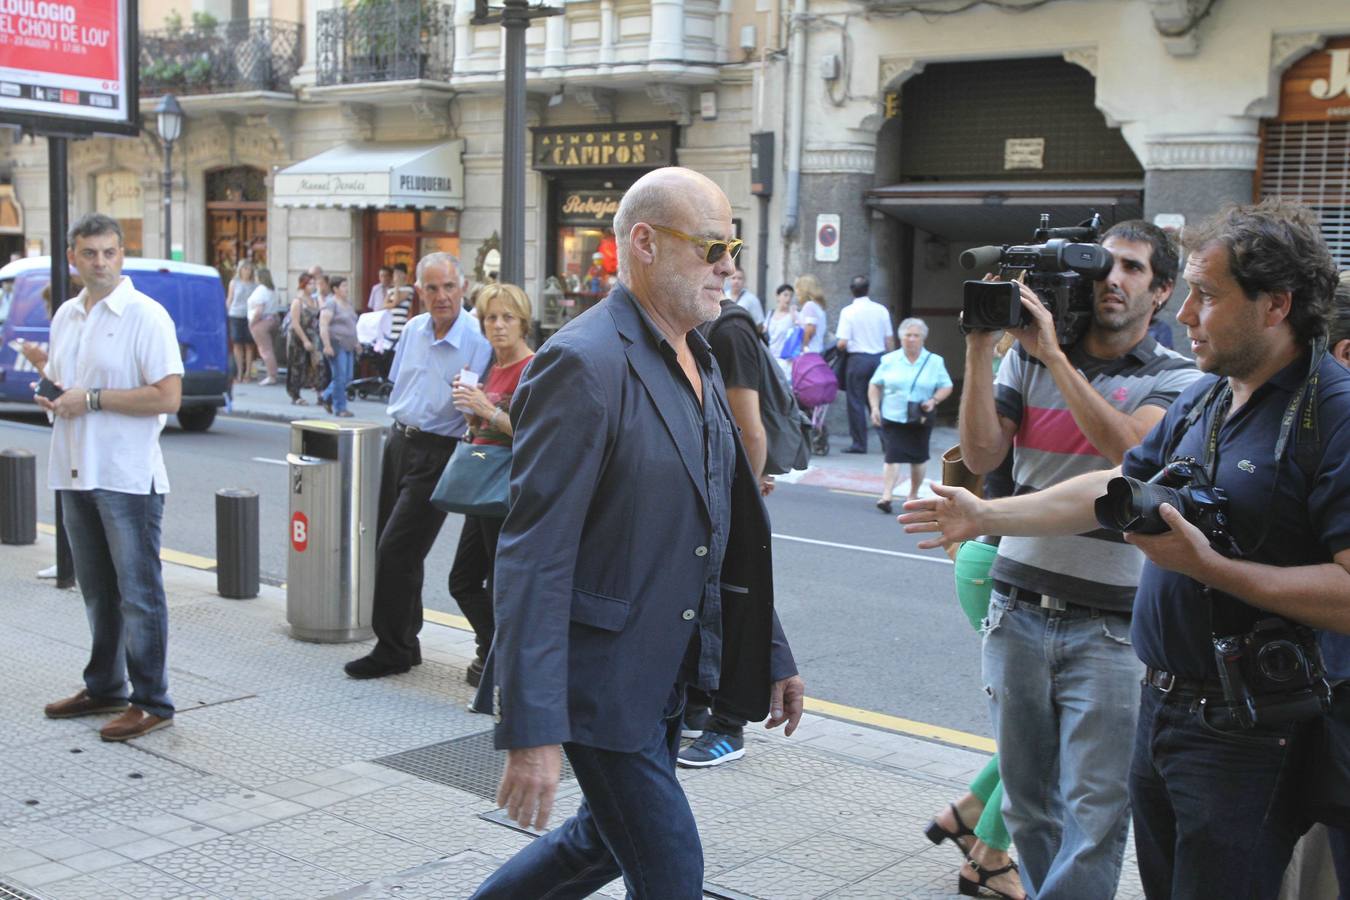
left=345, top=251, right=492, bottom=680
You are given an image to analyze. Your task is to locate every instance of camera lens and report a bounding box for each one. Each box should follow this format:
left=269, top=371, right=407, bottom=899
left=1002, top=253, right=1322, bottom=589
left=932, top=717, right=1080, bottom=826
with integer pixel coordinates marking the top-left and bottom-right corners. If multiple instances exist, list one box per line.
left=1256, top=641, right=1303, bottom=683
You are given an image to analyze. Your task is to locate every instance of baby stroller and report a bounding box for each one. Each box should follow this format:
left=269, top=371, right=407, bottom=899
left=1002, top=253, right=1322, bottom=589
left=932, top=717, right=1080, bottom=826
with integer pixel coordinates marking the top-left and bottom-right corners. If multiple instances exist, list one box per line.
left=346, top=308, right=396, bottom=402
left=791, top=352, right=839, bottom=456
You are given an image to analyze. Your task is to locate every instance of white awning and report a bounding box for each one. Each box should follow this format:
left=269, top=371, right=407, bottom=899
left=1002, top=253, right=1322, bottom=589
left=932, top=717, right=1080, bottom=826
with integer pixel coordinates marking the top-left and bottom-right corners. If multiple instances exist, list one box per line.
left=272, top=141, right=466, bottom=209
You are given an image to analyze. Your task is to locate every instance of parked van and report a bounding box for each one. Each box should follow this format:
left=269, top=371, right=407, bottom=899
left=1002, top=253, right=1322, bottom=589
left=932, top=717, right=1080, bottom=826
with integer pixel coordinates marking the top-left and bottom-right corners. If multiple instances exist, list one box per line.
left=0, top=257, right=230, bottom=431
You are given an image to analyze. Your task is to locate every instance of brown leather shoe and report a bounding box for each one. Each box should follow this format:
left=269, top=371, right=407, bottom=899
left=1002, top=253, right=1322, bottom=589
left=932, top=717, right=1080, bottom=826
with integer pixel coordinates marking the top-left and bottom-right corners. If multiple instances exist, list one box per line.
left=99, top=709, right=172, bottom=742
left=44, top=690, right=129, bottom=719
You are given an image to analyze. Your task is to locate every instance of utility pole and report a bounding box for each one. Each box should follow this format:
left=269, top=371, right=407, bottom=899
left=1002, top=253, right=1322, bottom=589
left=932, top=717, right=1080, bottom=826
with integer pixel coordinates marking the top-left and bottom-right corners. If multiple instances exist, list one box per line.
left=473, top=0, right=561, bottom=286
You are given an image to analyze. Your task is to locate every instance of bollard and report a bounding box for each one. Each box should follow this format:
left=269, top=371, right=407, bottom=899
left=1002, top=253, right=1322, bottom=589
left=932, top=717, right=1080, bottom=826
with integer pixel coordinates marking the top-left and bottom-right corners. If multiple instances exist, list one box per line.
left=215, top=488, right=259, bottom=599
left=0, top=449, right=37, bottom=545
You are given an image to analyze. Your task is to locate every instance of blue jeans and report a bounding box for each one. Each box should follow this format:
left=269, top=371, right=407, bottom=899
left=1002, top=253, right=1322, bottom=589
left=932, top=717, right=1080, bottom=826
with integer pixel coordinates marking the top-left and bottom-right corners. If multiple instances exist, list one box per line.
left=981, top=590, right=1141, bottom=900
left=471, top=688, right=702, bottom=899
left=59, top=489, right=173, bottom=719
left=1130, top=683, right=1302, bottom=899
left=322, top=348, right=353, bottom=413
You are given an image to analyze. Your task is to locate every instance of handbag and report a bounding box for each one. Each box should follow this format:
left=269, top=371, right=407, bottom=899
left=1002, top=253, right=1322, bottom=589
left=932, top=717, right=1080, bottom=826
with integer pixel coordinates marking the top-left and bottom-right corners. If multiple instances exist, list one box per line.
left=429, top=442, right=512, bottom=518
left=1301, top=681, right=1350, bottom=828
left=824, top=345, right=848, bottom=388
left=905, top=352, right=934, bottom=425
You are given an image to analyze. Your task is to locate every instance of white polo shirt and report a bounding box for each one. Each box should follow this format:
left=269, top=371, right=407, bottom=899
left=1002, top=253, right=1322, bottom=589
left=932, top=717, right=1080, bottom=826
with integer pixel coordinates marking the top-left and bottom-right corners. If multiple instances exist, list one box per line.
left=46, top=277, right=184, bottom=494
left=836, top=296, right=892, bottom=354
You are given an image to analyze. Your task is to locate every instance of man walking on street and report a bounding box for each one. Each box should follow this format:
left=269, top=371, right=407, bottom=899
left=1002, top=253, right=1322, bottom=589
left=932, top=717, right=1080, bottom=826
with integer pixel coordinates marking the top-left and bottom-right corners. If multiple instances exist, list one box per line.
left=344, top=251, right=491, bottom=679
left=470, top=167, right=804, bottom=899
left=677, top=293, right=782, bottom=768
left=40, top=214, right=184, bottom=742
left=836, top=275, right=893, bottom=453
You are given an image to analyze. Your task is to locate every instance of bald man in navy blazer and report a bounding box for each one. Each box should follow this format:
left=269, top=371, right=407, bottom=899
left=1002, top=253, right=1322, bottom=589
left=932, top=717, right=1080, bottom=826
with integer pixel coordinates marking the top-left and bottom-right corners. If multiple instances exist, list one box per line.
left=470, top=167, right=804, bottom=899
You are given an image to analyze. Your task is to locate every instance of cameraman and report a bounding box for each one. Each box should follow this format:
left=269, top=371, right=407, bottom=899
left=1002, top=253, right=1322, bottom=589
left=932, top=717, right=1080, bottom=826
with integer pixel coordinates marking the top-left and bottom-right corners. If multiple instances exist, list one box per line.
left=904, top=201, right=1350, bottom=899
left=958, top=220, right=1201, bottom=899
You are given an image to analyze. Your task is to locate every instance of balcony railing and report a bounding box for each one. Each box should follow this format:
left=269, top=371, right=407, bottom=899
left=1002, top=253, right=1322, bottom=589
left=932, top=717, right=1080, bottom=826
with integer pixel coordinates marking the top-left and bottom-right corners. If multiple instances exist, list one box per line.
left=140, top=19, right=303, bottom=97
left=316, top=1, right=454, bottom=86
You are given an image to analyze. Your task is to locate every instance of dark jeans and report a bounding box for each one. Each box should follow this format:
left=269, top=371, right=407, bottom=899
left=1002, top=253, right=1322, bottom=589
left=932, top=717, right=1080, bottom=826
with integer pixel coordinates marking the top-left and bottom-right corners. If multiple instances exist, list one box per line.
left=369, top=429, right=456, bottom=666
left=447, top=514, right=502, bottom=660
left=60, top=489, right=173, bottom=719
left=684, top=686, right=745, bottom=737
left=844, top=351, right=882, bottom=451
left=470, top=687, right=702, bottom=899
left=1331, top=826, right=1350, bottom=899
left=1129, top=683, right=1302, bottom=899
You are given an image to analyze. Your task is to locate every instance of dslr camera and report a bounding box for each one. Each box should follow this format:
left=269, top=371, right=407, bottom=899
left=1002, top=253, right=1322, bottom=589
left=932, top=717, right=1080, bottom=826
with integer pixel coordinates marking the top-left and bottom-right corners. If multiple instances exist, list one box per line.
left=959, top=212, right=1113, bottom=345
left=1213, top=618, right=1329, bottom=730
left=1094, top=457, right=1239, bottom=555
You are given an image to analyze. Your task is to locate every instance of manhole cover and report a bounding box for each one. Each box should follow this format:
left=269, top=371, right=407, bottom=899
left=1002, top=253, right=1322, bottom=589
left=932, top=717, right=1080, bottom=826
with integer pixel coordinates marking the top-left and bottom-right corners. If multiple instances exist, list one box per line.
left=373, top=729, right=575, bottom=801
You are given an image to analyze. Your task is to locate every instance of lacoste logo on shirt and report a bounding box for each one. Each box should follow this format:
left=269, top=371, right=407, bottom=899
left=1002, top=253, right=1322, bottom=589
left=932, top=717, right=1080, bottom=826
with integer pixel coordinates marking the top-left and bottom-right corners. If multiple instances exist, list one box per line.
left=1237, top=459, right=1256, bottom=474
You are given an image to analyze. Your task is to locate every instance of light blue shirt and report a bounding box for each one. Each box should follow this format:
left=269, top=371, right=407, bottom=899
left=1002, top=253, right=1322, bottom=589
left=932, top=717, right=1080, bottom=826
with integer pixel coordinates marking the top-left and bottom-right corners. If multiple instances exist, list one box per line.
left=386, top=311, right=492, bottom=437
left=869, top=349, right=952, bottom=423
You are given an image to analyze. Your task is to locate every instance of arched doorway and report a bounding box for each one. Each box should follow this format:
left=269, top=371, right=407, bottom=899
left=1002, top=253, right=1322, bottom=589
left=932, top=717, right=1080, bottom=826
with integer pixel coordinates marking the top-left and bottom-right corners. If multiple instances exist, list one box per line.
left=206, top=166, right=267, bottom=282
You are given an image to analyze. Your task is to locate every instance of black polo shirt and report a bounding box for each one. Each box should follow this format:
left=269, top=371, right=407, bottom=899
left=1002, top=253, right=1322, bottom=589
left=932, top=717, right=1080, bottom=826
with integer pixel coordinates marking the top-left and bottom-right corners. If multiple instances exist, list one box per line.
left=1123, top=350, right=1350, bottom=679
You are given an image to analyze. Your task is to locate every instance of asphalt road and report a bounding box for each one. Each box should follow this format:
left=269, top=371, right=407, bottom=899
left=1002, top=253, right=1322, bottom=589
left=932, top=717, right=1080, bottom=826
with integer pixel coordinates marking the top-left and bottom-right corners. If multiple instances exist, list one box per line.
left=0, top=410, right=990, bottom=738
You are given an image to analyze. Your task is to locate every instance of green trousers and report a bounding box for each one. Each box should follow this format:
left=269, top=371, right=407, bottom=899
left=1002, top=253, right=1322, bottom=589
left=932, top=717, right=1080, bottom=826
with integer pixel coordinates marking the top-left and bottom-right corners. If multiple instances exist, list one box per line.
left=953, top=539, right=1011, bottom=852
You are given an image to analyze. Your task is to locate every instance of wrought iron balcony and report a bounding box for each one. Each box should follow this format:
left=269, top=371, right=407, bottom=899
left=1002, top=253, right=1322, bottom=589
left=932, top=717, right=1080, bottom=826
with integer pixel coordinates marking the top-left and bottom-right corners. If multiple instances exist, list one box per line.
left=316, top=1, right=454, bottom=86
left=140, top=19, right=303, bottom=96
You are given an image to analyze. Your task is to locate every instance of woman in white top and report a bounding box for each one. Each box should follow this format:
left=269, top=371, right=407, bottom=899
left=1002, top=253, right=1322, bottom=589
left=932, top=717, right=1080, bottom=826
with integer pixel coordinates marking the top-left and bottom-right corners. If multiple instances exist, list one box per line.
left=246, top=267, right=280, bottom=385
left=765, top=283, right=798, bottom=379
left=793, top=273, right=828, bottom=355
left=226, top=260, right=257, bottom=383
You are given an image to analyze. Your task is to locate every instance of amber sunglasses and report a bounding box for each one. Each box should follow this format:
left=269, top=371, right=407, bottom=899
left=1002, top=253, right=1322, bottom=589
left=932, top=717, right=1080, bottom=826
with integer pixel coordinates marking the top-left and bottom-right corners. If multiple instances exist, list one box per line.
left=649, top=224, right=745, bottom=264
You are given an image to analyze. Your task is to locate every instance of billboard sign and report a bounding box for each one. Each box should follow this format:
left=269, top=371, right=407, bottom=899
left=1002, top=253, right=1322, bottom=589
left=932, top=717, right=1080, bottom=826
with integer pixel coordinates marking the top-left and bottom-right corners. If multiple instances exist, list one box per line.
left=0, top=0, right=138, bottom=135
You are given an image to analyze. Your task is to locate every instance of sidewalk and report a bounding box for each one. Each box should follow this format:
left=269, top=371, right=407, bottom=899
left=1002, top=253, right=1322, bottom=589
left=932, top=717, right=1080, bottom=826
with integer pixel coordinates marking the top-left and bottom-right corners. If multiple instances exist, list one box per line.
left=225, top=380, right=957, bottom=498
left=0, top=536, right=1145, bottom=899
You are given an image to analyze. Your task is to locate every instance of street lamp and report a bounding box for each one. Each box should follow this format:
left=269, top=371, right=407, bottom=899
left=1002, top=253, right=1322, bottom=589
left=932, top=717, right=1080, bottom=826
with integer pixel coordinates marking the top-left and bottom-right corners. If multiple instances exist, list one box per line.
left=155, top=93, right=185, bottom=261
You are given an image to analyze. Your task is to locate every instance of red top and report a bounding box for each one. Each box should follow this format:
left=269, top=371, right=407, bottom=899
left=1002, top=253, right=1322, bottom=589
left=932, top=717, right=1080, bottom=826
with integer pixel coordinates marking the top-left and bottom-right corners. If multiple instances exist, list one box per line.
left=469, top=354, right=533, bottom=446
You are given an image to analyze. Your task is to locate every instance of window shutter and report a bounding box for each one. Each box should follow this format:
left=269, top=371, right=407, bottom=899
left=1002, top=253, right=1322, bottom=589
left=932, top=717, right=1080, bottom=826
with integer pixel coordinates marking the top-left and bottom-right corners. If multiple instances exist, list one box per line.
left=1259, top=121, right=1350, bottom=269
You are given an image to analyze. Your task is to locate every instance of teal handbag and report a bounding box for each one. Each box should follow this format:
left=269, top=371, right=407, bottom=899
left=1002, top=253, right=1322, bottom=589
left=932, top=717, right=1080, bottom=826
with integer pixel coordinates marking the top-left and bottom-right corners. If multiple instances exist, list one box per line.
left=429, top=443, right=512, bottom=518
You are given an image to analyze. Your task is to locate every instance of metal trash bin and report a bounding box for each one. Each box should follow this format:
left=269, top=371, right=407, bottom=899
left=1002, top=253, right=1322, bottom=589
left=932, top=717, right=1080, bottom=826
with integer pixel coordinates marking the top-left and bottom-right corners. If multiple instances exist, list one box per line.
left=286, top=419, right=384, bottom=642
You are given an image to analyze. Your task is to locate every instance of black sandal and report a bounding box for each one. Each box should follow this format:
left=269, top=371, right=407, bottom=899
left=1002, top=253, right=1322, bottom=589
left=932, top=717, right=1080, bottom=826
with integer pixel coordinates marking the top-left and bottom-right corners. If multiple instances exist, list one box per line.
left=924, top=802, right=976, bottom=858
left=958, top=858, right=1021, bottom=898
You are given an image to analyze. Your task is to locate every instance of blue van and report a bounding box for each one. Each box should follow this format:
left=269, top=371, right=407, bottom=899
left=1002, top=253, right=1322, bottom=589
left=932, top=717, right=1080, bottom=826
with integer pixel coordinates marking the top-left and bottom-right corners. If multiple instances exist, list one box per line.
left=0, top=257, right=230, bottom=431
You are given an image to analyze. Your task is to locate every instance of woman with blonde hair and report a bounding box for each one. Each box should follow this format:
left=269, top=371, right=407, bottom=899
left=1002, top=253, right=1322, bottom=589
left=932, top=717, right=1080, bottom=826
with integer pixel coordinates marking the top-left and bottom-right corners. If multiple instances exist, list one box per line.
left=448, top=282, right=535, bottom=685
left=226, top=260, right=257, bottom=383
left=793, top=273, right=828, bottom=354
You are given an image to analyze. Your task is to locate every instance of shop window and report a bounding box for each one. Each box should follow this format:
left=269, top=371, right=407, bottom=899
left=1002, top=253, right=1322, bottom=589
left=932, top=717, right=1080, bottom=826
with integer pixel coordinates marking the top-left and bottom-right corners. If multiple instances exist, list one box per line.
left=94, top=171, right=144, bottom=257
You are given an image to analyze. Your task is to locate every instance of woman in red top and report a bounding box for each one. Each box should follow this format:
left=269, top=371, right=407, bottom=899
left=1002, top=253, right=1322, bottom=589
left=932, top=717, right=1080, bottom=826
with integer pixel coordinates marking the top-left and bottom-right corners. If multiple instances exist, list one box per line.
left=448, top=283, right=535, bottom=687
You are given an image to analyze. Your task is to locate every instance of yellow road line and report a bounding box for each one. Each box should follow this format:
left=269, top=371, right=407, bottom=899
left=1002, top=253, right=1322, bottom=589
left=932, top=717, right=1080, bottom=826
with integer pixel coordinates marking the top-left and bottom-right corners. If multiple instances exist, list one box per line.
left=423, top=608, right=473, bottom=632
left=803, top=696, right=996, bottom=753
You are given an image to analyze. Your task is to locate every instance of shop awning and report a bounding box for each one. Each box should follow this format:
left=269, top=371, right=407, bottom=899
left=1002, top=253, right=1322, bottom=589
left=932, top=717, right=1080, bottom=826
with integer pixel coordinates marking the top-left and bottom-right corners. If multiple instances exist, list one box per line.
left=272, top=141, right=466, bottom=209
left=866, top=180, right=1143, bottom=242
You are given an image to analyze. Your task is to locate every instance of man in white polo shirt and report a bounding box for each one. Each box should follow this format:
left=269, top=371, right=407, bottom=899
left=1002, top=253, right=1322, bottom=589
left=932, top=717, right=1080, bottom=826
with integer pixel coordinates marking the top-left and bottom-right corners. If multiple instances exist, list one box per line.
left=38, top=213, right=184, bottom=742
left=836, top=275, right=894, bottom=453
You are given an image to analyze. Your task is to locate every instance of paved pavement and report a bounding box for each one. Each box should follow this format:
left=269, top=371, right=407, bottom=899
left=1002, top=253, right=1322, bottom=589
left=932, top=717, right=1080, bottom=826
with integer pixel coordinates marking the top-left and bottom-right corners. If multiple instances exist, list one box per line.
left=0, top=533, right=1150, bottom=899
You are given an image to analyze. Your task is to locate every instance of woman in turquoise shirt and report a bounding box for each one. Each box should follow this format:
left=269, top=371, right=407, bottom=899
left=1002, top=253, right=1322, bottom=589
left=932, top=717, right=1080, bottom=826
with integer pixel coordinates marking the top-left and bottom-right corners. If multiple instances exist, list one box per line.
left=867, top=317, right=952, bottom=512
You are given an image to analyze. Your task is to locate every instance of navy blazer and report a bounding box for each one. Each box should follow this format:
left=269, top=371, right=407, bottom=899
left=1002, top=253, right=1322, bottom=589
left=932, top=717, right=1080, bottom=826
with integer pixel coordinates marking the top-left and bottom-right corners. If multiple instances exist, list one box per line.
left=477, top=284, right=796, bottom=753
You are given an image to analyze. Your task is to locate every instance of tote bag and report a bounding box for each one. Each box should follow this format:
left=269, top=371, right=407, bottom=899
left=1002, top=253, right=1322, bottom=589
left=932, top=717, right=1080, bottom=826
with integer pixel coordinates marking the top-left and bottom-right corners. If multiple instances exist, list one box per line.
left=430, top=444, right=512, bottom=518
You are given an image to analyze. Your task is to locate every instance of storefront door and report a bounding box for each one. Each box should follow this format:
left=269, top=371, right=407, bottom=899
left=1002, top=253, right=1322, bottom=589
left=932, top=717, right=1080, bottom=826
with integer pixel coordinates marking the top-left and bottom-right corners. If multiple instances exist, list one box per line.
left=362, top=210, right=460, bottom=313
left=205, top=167, right=268, bottom=279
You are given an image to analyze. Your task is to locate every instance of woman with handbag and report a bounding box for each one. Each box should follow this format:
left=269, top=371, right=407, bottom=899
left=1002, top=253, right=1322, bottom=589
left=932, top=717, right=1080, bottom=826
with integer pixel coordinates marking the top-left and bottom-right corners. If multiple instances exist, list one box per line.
left=867, top=317, right=952, bottom=512
left=765, top=283, right=799, bottom=379
left=446, top=283, right=534, bottom=687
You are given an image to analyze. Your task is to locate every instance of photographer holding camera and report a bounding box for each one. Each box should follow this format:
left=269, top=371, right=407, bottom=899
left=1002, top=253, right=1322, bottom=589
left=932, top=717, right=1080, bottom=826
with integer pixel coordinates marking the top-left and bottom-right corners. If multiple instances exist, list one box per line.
left=903, top=201, right=1350, bottom=899
left=956, top=219, right=1201, bottom=899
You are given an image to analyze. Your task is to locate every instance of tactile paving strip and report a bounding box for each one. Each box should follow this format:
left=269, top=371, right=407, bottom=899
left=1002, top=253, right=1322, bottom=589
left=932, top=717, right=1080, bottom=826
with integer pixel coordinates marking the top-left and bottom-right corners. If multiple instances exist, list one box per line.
left=372, top=729, right=576, bottom=801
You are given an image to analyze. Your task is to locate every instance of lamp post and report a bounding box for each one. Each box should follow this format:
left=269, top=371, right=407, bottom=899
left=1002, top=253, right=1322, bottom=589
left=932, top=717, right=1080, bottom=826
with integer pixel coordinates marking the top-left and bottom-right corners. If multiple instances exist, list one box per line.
left=155, top=94, right=184, bottom=261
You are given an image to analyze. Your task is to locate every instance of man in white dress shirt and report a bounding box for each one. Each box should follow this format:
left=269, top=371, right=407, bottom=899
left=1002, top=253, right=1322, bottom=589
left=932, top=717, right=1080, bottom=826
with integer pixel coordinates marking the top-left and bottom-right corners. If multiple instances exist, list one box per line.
left=39, top=214, right=185, bottom=742
left=835, top=275, right=894, bottom=453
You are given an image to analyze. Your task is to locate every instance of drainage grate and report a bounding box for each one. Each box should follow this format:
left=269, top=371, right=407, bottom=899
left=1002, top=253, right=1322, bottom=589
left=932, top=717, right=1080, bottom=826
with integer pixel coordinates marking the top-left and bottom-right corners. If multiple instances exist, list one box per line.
left=373, top=729, right=575, bottom=801
left=0, top=881, right=48, bottom=900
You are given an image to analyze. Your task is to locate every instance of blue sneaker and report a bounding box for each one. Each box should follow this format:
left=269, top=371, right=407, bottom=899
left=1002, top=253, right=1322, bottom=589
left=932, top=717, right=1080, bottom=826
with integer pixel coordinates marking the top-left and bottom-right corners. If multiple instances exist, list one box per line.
left=677, top=730, right=745, bottom=768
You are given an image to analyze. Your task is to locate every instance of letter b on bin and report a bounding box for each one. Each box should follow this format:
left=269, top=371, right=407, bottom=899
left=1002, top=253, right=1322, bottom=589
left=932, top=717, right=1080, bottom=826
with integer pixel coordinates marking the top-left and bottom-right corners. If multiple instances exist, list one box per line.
left=287, top=420, right=384, bottom=641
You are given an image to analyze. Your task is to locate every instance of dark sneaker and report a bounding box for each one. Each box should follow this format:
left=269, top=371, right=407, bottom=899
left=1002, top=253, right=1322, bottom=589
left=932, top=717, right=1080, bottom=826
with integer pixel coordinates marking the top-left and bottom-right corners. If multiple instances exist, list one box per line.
left=681, top=706, right=712, bottom=738
left=344, top=655, right=411, bottom=679
left=677, top=731, right=745, bottom=768
left=466, top=657, right=484, bottom=687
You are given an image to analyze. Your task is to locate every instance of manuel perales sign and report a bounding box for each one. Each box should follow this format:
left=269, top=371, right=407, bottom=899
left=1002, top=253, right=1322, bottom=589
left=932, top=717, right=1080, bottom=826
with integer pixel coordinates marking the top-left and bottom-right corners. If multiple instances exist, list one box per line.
left=272, top=140, right=466, bottom=209
left=532, top=123, right=678, bottom=172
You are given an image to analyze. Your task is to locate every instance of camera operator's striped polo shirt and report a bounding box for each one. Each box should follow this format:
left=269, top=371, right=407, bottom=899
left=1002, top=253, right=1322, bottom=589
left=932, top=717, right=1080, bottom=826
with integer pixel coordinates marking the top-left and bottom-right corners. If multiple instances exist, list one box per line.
left=992, top=337, right=1203, bottom=612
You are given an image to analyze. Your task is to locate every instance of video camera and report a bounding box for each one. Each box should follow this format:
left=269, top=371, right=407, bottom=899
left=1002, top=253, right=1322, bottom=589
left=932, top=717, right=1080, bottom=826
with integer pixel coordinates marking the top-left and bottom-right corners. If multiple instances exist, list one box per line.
left=959, top=213, right=1113, bottom=345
